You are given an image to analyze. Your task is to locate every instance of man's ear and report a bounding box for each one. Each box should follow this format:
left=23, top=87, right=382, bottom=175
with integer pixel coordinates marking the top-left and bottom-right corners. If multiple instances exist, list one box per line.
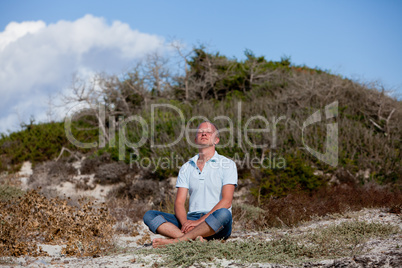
left=214, top=137, right=220, bottom=145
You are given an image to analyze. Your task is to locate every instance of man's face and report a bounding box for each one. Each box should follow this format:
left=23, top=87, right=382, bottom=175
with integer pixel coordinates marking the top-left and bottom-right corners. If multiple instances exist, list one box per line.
left=195, top=122, right=219, bottom=147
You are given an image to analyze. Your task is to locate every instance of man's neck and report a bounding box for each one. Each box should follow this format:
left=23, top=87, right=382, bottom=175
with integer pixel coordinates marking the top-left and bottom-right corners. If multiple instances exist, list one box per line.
left=198, top=146, right=215, bottom=162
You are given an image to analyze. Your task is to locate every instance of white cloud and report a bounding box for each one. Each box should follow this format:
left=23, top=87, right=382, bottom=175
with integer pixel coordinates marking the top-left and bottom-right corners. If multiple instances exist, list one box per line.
left=0, top=14, right=166, bottom=134
left=0, top=20, right=46, bottom=51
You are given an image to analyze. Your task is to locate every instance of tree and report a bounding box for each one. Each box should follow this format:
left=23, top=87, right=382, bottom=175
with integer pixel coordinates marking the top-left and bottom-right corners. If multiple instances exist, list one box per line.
left=187, top=47, right=233, bottom=100
left=143, top=52, right=171, bottom=98
left=170, top=41, right=194, bottom=101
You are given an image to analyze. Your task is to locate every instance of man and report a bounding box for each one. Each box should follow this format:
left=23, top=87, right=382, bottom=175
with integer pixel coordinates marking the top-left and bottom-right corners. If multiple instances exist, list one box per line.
left=143, top=121, right=238, bottom=248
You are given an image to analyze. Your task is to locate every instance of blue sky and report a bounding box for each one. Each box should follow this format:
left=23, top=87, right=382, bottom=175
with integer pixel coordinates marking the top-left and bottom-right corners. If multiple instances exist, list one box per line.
left=0, top=0, right=401, bottom=133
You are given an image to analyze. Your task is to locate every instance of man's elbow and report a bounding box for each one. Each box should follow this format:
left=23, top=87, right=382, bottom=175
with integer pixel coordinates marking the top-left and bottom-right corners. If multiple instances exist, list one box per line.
left=174, top=201, right=185, bottom=209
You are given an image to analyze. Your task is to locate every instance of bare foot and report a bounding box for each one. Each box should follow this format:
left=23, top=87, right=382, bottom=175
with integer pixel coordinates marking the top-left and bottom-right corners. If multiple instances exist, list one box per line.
left=152, top=238, right=179, bottom=248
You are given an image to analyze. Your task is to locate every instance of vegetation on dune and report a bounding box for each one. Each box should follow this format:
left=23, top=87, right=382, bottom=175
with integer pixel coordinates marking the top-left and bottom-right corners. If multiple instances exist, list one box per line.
left=139, top=221, right=400, bottom=267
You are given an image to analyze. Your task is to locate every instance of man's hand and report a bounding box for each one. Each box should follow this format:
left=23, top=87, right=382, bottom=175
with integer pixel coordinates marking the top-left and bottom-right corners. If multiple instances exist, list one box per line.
left=181, top=219, right=202, bottom=233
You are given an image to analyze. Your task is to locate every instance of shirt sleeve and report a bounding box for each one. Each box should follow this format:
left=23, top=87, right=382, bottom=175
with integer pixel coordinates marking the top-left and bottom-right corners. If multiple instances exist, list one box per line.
left=176, top=162, right=190, bottom=189
left=222, top=160, right=238, bottom=187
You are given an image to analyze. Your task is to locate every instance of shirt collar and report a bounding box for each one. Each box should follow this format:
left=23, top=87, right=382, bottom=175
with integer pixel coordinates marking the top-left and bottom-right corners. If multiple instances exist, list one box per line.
left=189, top=151, right=219, bottom=163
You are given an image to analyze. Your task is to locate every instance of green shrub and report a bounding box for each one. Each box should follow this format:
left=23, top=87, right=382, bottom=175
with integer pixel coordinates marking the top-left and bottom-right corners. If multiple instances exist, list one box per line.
left=251, top=153, right=325, bottom=200
left=0, top=121, right=97, bottom=173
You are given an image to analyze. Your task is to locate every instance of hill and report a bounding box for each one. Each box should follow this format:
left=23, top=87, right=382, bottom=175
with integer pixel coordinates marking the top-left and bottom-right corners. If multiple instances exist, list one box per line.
left=1, top=48, right=400, bottom=197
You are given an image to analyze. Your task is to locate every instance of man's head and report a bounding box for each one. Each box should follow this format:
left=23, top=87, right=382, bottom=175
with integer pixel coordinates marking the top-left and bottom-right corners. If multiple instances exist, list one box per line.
left=195, top=121, right=220, bottom=148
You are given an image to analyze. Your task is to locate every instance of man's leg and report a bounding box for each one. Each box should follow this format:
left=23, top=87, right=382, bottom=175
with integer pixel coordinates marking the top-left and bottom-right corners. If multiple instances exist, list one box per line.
left=143, top=210, right=183, bottom=238
left=155, top=222, right=183, bottom=238
left=204, top=208, right=233, bottom=240
left=152, top=208, right=232, bottom=248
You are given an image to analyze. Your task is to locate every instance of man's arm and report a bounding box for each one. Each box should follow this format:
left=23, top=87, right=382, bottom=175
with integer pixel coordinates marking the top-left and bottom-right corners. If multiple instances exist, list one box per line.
left=174, top=187, right=188, bottom=226
left=181, top=184, right=235, bottom=233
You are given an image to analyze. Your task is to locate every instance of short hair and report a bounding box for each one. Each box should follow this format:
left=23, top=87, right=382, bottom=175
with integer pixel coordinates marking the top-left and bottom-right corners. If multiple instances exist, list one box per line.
left=196, top=121, right=219, bottom=138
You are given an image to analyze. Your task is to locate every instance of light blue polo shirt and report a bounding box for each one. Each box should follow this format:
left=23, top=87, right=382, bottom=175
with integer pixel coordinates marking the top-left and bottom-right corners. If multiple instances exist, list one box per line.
left=176, top=151, right=238, bottom=214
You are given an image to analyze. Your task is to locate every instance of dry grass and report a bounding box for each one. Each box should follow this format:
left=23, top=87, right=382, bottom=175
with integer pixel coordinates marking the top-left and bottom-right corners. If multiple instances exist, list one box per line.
left=105, top=197, right=151, bottom=225
left=0, top=190, right=115, bottom=257
left=233, top=182, right=402, bottom=229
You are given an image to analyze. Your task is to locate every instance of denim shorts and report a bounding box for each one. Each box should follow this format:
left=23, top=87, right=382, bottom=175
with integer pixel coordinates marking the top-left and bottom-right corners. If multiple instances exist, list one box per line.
left=143, top=208, right=232, bottom=240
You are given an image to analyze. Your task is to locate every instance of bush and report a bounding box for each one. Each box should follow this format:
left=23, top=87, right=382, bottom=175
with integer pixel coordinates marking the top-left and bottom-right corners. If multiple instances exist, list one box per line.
left=250, top=153, right=325, bottom=201
left=28, top=161, right=76, bottom=192
left=95, top=162, right=129, bottom=185
left=0, top=190, right=115, bottom=257
left=257, top=182, right=402, bottom=228
left=0, top=121, right=96, bottom=173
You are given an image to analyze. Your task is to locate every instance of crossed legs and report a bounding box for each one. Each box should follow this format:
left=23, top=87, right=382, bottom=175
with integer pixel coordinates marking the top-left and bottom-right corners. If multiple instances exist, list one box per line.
left=152, top=221, right=215, bottom=248
left=143, top=208, right=232, bottom=248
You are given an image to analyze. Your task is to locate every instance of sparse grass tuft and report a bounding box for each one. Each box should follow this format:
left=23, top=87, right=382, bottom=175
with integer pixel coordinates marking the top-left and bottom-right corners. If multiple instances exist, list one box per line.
left=232, top=203, right=266, bottom=230
left=0, top=184, right=25, bottom=201
left=305, top=221, right=400, bottom=258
